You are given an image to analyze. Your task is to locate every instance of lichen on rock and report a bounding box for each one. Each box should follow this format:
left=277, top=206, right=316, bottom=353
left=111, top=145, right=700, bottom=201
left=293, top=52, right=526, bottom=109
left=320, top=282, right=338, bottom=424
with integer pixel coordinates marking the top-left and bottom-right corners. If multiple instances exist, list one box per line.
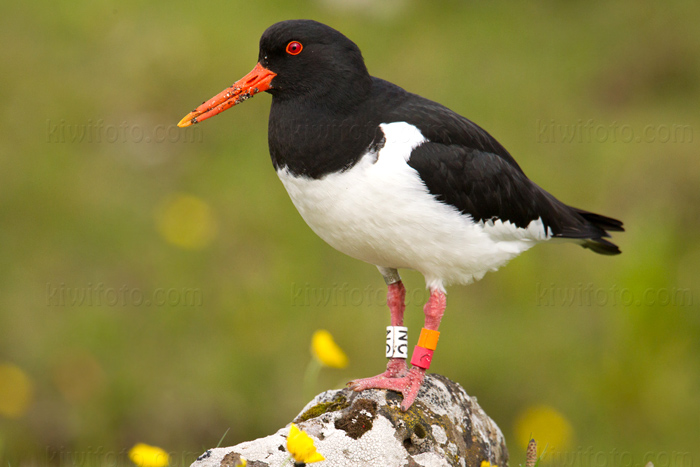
left=191, top=374, right=508, bottom=467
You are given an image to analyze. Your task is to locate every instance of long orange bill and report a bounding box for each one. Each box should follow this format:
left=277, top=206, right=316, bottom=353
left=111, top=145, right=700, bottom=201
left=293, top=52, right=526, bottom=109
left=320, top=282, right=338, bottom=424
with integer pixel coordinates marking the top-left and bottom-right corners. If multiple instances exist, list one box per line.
left=177, top=62, right=277, bottom=128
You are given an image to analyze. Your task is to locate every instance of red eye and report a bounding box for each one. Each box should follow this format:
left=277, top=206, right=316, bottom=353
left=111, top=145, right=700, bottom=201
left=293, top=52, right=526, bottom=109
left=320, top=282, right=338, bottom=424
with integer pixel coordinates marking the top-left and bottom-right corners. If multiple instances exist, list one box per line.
left=286, top=41, right=303, bottom=55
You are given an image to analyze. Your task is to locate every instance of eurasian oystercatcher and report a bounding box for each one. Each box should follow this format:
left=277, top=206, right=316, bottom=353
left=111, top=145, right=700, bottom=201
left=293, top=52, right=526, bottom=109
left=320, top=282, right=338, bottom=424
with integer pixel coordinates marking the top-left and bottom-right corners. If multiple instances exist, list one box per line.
left=178, top=19, right=624, bottom=410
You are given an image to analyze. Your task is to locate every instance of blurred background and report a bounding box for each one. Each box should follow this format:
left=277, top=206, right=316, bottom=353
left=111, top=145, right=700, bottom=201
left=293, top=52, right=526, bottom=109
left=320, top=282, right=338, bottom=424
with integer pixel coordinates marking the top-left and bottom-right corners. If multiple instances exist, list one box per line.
left=1, top=1, right=699, bottom=465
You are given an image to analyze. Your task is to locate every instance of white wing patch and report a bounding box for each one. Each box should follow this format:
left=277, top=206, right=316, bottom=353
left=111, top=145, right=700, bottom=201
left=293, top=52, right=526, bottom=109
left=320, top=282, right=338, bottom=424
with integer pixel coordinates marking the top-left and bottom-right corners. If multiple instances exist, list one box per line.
left=480, top=217, right=552, bottom=241
left=378, top=121, right=427, bottom=161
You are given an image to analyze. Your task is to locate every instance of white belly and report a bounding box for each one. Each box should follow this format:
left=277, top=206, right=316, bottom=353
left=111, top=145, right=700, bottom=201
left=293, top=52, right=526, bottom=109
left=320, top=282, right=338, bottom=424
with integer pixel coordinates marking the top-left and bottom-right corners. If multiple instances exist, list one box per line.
left=276, top=122, right=550, bottom=290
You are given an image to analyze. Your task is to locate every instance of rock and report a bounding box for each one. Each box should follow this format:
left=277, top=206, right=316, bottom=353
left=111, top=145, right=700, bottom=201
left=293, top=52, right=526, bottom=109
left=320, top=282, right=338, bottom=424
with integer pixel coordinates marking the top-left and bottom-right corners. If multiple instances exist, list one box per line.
left=191, top=374, right=508, bottom=467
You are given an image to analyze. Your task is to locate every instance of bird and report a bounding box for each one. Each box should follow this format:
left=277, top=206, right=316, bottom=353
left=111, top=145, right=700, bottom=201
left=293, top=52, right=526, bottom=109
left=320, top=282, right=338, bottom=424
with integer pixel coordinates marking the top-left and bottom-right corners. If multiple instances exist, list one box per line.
left=178, top=19, right=624, bottom=411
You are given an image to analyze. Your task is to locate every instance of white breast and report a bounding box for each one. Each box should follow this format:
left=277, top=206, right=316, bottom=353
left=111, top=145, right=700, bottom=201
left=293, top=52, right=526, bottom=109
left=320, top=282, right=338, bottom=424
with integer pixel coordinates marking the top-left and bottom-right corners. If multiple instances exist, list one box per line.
left=276, top=122, right=550, bottom=291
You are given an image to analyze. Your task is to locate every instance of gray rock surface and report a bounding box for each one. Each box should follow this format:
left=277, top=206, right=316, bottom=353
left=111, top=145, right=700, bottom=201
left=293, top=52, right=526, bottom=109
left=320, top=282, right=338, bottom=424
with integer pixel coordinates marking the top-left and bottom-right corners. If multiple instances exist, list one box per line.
left=191, top=374, right=508, bottom=467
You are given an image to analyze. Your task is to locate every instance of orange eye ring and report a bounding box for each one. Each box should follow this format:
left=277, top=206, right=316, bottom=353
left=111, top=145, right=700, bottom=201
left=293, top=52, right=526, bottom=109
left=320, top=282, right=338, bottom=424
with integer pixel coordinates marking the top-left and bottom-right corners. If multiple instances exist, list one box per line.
left=286, top=41, right=303, bottom=55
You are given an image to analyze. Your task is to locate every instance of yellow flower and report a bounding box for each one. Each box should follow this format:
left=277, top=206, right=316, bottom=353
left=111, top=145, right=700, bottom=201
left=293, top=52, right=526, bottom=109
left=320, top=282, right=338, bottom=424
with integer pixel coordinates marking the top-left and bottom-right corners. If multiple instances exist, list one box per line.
left=481, top=461, right=497, bottom=467
left=287, top=423, right=325, bottom=464
left=156, top=193, right=218, bottom=250
left=514, top=405, right=573, bottom=454
left=128, top=443, right=170, bottom=467
left=311, top=330, right=348, bottom=369
left=0, top=363, right=33, bottom=419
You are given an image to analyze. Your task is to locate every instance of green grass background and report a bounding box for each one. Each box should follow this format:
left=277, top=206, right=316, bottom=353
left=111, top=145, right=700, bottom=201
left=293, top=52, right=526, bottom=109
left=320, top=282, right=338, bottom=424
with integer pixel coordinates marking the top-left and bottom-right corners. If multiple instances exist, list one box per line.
left=1, top=0, right=699, bottom=465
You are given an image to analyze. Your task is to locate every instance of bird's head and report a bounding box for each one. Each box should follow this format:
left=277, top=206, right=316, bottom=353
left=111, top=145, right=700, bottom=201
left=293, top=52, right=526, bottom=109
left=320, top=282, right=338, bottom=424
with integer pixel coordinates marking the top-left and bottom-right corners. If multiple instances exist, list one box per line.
left=178, top=19, right=370, bottom=128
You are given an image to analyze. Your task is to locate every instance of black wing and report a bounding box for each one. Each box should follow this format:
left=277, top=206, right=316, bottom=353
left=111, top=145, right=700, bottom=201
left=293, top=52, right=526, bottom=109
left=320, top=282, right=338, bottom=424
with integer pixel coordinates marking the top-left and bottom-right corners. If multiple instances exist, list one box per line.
left=376, top=84, right=623, bottom=254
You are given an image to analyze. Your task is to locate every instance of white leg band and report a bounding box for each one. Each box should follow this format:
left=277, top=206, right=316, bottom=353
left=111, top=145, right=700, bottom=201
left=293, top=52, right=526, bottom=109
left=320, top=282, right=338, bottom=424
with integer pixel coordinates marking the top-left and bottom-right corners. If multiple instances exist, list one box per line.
left=385, top=326, right=408, bottom=358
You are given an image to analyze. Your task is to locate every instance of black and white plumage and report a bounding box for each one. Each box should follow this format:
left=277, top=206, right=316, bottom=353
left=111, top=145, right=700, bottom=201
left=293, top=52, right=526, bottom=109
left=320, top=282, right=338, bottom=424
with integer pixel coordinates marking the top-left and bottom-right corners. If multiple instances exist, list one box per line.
left=178, top=19, right=624, bottom=410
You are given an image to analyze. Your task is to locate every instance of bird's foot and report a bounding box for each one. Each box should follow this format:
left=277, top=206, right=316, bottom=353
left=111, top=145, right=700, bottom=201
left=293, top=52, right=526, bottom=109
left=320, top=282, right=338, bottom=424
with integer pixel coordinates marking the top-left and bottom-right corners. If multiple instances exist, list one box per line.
left=348, top=358, right=408, bottom=388
left=348, top=364, right=426, bottom=411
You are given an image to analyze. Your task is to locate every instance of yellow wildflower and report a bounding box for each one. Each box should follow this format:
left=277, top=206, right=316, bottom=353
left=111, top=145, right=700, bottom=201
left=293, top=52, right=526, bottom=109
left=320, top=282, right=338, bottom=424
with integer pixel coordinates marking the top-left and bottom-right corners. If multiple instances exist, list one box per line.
left=481, top=461, right=497, bottom=467
left=287, top=423, right=325, bottom=464
left=156, top=193, right=218, bottom=250
left=311, top=330, right=348, bottom=368
left=514, top=405, right=573, bottom=453
left=0, top=363, right=33, bottom=419
left=128, top=443, right=170, bottom=467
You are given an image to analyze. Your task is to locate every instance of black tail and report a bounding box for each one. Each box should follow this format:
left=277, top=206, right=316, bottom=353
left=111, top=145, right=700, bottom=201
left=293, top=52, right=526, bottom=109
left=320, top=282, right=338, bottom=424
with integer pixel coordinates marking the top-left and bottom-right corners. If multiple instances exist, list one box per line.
left=574, top=208, right=624, bottom=255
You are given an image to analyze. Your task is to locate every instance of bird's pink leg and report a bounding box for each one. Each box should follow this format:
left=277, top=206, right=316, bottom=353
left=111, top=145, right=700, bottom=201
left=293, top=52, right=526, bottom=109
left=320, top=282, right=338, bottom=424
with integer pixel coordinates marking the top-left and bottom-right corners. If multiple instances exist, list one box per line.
left=349, top=281, right=408, bottom=387
left=350, top=288, right=446, bottom=411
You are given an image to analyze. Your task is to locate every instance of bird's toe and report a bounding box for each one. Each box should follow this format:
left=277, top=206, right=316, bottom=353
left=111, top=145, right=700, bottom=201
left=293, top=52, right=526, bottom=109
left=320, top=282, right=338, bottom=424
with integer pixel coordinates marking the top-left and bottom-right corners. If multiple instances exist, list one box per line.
left=348, top=366, right=426, bottom=411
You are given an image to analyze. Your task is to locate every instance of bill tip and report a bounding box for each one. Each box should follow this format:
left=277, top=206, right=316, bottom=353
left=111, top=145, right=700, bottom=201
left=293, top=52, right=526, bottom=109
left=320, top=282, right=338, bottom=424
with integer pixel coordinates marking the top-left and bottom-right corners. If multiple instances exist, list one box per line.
left=177, top=114, right=195, bottom=128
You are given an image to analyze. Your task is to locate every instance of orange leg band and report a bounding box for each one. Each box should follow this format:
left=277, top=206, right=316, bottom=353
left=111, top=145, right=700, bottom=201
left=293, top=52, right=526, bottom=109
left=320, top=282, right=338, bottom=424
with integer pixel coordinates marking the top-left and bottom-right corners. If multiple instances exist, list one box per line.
left=417, top=327, right=440, bottom=350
